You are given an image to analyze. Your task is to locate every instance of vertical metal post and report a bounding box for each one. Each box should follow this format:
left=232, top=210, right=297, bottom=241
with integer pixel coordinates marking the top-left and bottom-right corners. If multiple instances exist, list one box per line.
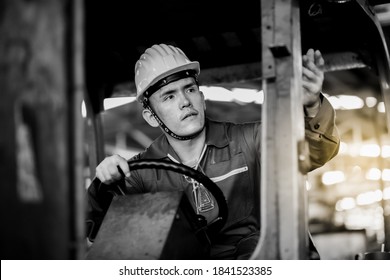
left=0, top=0, right=85, bottom=259
left=252, top=0, right=308, bottom=259
left=70, top=0, right=87, bottom=259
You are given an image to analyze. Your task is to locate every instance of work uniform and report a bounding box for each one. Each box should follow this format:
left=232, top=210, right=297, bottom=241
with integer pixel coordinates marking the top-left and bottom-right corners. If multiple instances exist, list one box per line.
left=87, top=96, right=340, bottom=259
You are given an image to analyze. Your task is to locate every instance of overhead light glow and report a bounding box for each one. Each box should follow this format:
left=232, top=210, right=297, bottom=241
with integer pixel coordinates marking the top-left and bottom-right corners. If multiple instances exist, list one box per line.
left=338, top=141, right=348, bottom=154
left=327, top=95, right=364, bottom=110
left=200, top=86, right=233, bottom=102
left=356, top=190, right=383, bottom=206
left=360, top=144, right=381, bottom=157
left=200, top=86, right=263, bottom=104
left=383, top=187, right=390, bottom=200
left=322, top=170, right=345, bottom=185
left=81, top=101, right=87, bottom=118
left=378, top=102, right=386, bottom=113
left=231, top=88, right=264, bottom=104
left=365, top=97, right=377, bottom=108
left=366, top=168, right=381, bottom=181
left=335, top=197, right=356, bottom=211
left=104, top=97, right=136, bottom=110
left=382, top=145, right=390, bottom=158
left=382, top=169, right=390, bottom=181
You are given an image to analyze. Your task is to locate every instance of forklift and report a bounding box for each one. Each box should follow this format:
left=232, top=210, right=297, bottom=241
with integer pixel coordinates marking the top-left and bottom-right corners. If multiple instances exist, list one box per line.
left=1, top=0, right=389, bottom=260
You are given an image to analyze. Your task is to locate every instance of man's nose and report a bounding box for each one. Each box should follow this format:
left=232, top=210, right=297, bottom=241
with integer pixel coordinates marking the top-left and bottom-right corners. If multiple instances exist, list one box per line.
left=179, top=92, right=191, bottom=108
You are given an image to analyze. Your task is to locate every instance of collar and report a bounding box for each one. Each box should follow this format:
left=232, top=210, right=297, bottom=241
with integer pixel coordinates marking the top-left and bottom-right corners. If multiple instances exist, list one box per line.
left=142, top=118, right=229, bottom=160
left=204, top=118, right=229, bottom=148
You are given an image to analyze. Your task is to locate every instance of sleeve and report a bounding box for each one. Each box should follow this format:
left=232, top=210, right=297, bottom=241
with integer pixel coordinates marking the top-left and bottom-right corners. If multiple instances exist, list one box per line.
left=304, top=94, right=340, bottom=171
left=85, top=178, right=116, bottom=242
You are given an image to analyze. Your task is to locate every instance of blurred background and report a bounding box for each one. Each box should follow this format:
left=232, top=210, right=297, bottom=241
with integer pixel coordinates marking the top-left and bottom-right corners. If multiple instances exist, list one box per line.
left=1, top=0, right=390, bottom=259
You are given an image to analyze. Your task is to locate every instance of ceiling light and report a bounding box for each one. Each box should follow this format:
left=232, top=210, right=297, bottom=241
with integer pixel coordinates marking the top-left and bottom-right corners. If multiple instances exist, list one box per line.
left=200, top=86, right=263, bottom=104
left=103, top=97, right=136, bottom=110
left=322, top=170, right=345, bottom=185
left=356, top=190, right=382, bottom=206
left=365, top=96, right=377, bottom=108
left=360, top=144, right=381, bottom=157
left=335, top=197, right=355, bottom=211
left=366, top=168, right=381, bottom=181
left=327, top=95, right=364, bottom=110
left=377, top=102, right=386, bottom=113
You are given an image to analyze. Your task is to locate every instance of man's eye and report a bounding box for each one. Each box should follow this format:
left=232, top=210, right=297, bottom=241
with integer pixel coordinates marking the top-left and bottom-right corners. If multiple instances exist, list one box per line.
left=186, top=87, right=197, bottom=93
left=163, top=95, right=174, bottom=101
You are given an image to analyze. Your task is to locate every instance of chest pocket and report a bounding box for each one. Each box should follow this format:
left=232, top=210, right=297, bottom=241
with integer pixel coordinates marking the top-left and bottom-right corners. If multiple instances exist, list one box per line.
left=206, top=152, right=253, bottom=230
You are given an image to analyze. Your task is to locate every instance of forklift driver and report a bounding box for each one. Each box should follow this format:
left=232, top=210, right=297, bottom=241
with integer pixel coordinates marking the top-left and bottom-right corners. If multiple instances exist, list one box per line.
left=86, top=43, right=340, bottom=259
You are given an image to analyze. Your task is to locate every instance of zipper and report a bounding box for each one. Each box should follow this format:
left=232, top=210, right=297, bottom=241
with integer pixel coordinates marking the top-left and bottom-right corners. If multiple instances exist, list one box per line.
left=210, top=166, right=248, bottom=183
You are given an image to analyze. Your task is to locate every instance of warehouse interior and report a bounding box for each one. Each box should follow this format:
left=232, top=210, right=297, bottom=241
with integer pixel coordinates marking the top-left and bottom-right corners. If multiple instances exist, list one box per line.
left=1, top=0, right=390, bottom=259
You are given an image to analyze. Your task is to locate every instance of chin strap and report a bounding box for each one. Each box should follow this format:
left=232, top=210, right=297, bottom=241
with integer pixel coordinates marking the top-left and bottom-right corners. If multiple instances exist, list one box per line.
left=142, top=99, right=204, bottom=141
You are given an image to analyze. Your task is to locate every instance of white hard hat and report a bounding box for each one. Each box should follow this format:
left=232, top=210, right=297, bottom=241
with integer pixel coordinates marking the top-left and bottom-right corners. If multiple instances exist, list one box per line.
left=134, top=44, right=200, bottom=103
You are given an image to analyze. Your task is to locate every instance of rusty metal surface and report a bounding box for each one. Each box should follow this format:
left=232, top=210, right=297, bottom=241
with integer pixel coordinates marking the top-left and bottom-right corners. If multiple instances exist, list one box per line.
left=85, top=191, right=209, bottom=259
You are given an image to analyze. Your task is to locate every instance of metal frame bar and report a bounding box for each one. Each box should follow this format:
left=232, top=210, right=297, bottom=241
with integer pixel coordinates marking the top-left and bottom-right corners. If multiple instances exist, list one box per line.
left=251, top=0, right=309, bottom=259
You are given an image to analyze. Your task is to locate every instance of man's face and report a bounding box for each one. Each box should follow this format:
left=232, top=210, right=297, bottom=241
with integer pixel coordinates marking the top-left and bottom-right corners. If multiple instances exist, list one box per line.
left=148, top=77, right=206, bottom=137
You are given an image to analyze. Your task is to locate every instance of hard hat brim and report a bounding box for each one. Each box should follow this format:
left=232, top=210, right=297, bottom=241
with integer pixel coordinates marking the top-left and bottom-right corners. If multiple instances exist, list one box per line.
left=137, top=61, right=200, bottom=102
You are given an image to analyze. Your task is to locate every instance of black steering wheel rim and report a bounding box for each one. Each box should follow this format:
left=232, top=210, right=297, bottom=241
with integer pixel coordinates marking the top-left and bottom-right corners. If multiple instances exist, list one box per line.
left=127, top=159, right=228, bottom=234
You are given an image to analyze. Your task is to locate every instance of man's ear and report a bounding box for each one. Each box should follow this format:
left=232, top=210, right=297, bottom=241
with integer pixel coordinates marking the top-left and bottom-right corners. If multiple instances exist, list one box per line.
left=142, top=109, right=159, bottom=128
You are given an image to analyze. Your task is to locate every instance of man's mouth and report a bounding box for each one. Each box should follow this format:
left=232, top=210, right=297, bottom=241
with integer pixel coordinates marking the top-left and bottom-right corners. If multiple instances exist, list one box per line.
left=182, top=111, right=198, bottom=120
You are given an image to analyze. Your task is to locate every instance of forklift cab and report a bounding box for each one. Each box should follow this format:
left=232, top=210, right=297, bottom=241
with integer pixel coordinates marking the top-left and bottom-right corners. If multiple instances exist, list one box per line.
left=1, top=0, right=390, bottom=260
left=83, top=0, right=390, bottom=260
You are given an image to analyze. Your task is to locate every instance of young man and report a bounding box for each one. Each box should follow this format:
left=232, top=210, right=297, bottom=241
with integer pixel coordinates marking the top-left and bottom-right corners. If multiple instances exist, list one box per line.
left=87, top=43, right=340, bottom=259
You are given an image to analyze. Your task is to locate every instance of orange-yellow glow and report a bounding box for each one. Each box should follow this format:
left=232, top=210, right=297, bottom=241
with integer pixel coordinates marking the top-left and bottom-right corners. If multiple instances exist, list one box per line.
left=381, top=145, right=390, bottom=158
left=359, top=144, right=381, bottom=157
left=383, top=187, right=390, bottom=200
left=378, top=101, right=386, bottom=113
left=328, top=95, right=364, bottom=110
left=338, top=141, right=348, bottom=154
left=366, top=168, right=382, bottom=180
left=322, top=170, right=345, bottom=185
left=335, top=197, right=356, bottom=211
left=382, top=169, right=390, bottom=181
left=365, top=96, right=377, bottom=108
left=365, top=168, right=390, bottom=181
left=356, top=190, right=383, bottom=206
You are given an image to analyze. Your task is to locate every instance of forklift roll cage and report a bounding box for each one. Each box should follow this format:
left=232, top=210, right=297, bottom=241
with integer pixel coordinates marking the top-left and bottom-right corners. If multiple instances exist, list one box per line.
left=1, top=0, right=389, bottom=259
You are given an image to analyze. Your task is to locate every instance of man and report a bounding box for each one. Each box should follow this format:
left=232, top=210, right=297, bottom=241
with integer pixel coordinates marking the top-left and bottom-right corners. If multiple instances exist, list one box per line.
left=86, top=43, right=340, bottom=259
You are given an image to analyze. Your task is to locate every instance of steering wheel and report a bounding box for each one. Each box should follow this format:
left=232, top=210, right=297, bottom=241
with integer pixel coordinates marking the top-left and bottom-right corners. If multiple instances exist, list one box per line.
left=125, top=159, right=228, bottom=235
left=86, top=159, right=228, bottom=259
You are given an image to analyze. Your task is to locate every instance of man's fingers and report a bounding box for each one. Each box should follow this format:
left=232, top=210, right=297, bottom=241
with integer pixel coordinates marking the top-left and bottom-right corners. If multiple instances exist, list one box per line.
left=96, top=166, right=115, bottom=183
left=302, top=66, right=323, bottom=95
left=314, top=50, right=325, bottom=68
left=107, top=164, right=122, bottom=179
left=302, top=80, right=317, bottom=93
left=302, top=66, right=314, bottom=80
left=95, top=154, right=129, bottom=183
left=303, top=59, right=324, bottom=78
left=117, top=160, right=131, bottom=177
left=303, top=49, right=324, bottom=70
left=306, top=48, right=315, bottom=63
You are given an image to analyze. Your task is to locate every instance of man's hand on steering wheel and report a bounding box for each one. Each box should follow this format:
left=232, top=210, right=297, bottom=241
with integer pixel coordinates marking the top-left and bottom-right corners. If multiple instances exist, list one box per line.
left=92, top=156, right=228, bottom=235
left=95, top=154, right=130, bottom=184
